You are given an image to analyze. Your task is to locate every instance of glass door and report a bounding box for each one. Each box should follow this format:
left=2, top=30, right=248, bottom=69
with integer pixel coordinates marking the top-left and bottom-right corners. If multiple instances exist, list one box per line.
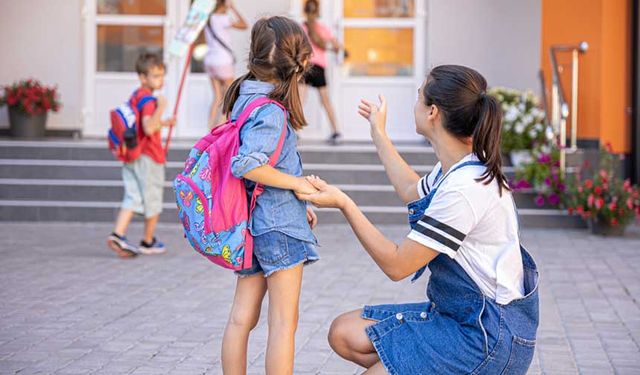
left=83, top=0, right=180, bottom=137
left=335, top=0, right=425, bottom=141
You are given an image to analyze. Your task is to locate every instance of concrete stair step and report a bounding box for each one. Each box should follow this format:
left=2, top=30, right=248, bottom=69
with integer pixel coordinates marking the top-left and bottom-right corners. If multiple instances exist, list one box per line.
left=0, top=140, right=435, bottom=165
left=0, top=200, right=585, bottom=228
left=0, top=159, right=527, bottom=184
left=0, top=179, right=558, bottom=210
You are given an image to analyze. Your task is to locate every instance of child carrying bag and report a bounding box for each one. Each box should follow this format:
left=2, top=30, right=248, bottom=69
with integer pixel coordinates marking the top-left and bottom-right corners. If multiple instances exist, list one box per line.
left=108, top=93, right=156, bottom=162
left=173, top=97, right=287, bottom=270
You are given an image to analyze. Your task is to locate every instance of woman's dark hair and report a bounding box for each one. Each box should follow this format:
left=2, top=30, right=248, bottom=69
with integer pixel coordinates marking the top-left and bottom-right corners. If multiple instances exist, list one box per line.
left=214, top=0, right=226, bottom=12
left=222, top=16, right=312, bottom=130
left=303, top=0, right=327, bottom=50
left=423, top=65, right=509, bottom=194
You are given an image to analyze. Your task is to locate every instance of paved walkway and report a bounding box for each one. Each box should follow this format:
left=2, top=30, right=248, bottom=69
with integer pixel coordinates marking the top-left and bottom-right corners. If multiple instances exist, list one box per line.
left=0, top=222, right=639, bottom=375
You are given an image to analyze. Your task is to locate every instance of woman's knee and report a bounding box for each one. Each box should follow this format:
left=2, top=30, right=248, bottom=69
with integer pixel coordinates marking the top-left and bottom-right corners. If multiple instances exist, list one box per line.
left=328, top=310, right=357, bottom=353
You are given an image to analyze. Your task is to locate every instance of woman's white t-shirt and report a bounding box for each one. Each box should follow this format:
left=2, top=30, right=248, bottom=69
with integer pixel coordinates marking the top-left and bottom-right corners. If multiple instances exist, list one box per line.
left=204, top=13, right=234, bottom=67
left=407, top=153, right=525, bottom=304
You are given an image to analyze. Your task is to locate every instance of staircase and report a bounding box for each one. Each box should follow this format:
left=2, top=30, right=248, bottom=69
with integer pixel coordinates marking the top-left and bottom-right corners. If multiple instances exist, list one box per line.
left=0, top=139, right=584, bottom=227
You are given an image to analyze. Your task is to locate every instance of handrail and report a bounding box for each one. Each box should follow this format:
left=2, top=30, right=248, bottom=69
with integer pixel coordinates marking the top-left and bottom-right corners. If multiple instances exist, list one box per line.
left=549, top=41, right=588, bottom=174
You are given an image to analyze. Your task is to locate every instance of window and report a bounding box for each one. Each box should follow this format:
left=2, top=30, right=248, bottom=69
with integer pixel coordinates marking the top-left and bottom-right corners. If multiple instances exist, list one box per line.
left=344, top=0, right=414, bottom=18
left=97, top=25, right=164, bottom=72
left=344, top=28, right=413, bottom=77
left=97, top=0, right=166, bottom=15
left=342, top=0, right=416, bottom=77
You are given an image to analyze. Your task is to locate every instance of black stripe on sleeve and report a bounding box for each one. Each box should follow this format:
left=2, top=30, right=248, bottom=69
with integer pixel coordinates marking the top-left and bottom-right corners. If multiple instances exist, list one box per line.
left=421, top=177, right=429, bottom=196
left=420, top=215, right=466, bottom=241
left=413, top=224, right=461, bottom=252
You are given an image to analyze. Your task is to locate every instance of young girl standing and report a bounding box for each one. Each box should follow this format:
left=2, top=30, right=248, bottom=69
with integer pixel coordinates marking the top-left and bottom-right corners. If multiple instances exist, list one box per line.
left=299, top=65, right=539, bottom=374
left=221, top=16, right=319, bottom=375
left=204, top=0, right=247, bottom=128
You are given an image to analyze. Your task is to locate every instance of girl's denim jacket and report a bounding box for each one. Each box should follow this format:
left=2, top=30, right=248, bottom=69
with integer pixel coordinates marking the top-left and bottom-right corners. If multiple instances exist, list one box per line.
left=230, top=80, right=316, bottom=244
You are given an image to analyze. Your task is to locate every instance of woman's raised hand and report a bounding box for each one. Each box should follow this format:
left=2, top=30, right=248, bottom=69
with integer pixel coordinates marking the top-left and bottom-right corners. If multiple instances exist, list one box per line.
left=358, top=94, right=388, bottom=137
left=296, top=176, right=349, bottom=209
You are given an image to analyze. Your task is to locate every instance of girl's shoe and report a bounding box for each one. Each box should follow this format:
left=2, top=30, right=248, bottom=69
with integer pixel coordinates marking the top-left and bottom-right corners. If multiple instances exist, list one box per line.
left=139, top=238, right=167, bottom=255
left=107, top=233, right=139, bottom=258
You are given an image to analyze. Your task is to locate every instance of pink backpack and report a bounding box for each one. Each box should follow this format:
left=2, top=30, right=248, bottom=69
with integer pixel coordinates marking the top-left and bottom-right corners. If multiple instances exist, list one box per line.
left=173, top=97, right=287, bottom=270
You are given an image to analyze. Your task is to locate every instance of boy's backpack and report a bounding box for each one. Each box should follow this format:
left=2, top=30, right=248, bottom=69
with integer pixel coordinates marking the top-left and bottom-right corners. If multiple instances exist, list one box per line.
left=173, top=97, right=287, bottom=270
left=108, top=92, right=156, bottom=162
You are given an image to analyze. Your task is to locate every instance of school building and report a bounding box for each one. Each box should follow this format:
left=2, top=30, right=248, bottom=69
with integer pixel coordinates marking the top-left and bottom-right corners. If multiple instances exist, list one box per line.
left=0, top=0, right=638, bottom=181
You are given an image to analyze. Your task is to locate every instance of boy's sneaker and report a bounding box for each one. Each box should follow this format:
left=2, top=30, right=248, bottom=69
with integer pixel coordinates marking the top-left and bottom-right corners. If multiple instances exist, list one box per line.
left=107, top=233, right=139, bottom=258
left=139, top=238, right=167, bottom=255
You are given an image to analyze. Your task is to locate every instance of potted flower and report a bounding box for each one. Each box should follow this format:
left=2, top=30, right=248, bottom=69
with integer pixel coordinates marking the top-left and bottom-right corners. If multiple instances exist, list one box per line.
left=488, top=87, right=552, bottom=167
left=0, top=79, right=61, bottom=138
left=564, top=145, right=640, bottom=236
left=511, top=145, right=565, bottom=208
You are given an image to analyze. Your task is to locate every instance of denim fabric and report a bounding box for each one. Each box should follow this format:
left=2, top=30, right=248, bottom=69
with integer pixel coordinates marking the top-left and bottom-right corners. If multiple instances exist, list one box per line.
left=229, top=80, right=316, bottom=244
left=234, top=230, right=320, bottom=278
left=362, top=161, right=540, bottom=374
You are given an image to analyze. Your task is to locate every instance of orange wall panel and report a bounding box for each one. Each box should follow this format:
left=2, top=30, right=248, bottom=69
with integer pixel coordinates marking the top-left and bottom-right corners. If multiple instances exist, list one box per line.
left=541, top=0, right=631, bottom=152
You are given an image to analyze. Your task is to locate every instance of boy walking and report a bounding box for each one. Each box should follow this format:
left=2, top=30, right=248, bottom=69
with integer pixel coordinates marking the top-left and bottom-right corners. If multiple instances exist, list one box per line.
left=107, top=53, right=176, bottom=258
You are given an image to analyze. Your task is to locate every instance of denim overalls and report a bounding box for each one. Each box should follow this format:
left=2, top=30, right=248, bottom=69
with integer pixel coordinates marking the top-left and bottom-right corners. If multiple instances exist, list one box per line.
left=362, top=161, right=540, bottom=374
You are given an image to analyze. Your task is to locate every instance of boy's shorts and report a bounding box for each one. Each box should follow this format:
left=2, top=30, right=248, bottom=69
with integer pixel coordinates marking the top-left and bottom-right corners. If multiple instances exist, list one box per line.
left=121, top=155, right=164, bottom=218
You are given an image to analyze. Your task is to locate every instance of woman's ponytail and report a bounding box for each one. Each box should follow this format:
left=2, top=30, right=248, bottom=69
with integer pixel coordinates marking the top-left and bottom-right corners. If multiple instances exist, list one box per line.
left=423, top=65, right=510, bottom=195
left=473, top=93, right=509, bottom=194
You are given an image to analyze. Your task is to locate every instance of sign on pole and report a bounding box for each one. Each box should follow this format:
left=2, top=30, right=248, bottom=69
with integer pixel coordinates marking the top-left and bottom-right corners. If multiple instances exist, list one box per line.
left=169, top=0, right=215, bottom=57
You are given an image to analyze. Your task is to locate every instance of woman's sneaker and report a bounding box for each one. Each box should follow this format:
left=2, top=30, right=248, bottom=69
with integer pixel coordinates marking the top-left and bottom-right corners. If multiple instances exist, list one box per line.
left=107, top=233, right=139, bottom=258
left=328, top=132, right=342, bottom=145
left=139, top=238, right=167, bottom=255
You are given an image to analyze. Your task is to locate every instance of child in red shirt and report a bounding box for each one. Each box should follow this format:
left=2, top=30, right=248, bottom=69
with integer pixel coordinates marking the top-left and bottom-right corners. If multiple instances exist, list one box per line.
left=107, top=53, right=176, bottom=258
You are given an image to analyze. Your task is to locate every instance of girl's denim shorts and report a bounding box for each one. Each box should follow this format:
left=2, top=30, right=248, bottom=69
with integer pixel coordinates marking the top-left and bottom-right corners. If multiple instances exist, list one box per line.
left=235, top=230, right=319, bottom=278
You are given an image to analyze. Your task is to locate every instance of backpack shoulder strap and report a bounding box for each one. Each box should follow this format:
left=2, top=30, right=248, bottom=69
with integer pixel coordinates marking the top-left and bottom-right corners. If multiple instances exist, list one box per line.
left=236, top=97, right=289, bottom=214
left=136, top=95, right=157, bottom=113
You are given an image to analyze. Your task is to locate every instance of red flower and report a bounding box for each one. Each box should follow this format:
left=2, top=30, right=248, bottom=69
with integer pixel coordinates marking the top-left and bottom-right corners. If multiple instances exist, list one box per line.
left=610, top=218, right=618, bottom=226
left=588, top=194, right=595, bottom=207
left=594, top=186, right=602, bottom=195
left=595, top=198, right=604, bottom=209
left=608, top=202, right=617, bottom=211
left=568, top=207, right=574, bottom=215
left=577, top=206, right=584, bottom=214
left=585, top=179, right=593, bottom=189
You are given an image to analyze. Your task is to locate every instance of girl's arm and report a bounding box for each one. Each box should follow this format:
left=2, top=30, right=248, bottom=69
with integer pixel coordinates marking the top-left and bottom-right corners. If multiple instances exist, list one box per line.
left=358, top=96, right=421, bottom=204
left=231, top=105, right=317, bottom=195
left=243, top=165, right=316, bottom=195
left=229, top=1, right=248, bottom=30
left=299, top=176, right=438, bottom=281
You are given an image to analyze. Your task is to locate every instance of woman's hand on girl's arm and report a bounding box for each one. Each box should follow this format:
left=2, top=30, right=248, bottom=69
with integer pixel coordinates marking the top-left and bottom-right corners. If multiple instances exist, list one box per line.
left=358, top=96, right=421, bottom=204
left=299, top=176, right=438, bottom=281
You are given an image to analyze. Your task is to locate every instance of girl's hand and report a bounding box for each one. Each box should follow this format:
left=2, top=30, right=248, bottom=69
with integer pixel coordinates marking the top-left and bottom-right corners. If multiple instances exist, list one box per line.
left=358, top=95, right=388, bottom=137
left=306, top=206, right=318, bottom=229
left=298, top=175, right=349, bottom=209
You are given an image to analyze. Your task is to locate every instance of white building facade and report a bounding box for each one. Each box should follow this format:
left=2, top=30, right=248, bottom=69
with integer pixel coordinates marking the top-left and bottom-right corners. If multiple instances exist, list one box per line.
left=0, top=0, right=541, bottom=141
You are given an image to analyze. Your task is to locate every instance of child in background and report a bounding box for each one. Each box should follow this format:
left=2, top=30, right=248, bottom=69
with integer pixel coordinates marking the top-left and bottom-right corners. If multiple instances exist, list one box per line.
left=107, top=53, right=176, bottom=258
left=205, top=0, right=248, bottom=128
left=300, top=0, right=343, bottom=144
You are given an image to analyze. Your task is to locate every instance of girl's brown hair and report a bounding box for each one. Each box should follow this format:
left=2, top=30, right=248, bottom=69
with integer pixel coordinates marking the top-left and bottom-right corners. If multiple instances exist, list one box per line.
left=222, top=16, right=312, bottom=130
left=303, top=0, right=326, bottom=50
left=423, top=65, right=510, bottom=195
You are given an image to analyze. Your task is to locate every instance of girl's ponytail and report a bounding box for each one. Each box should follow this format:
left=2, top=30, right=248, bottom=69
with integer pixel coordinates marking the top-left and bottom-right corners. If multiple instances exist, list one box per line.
left=473, top=93, right=509, bottom=194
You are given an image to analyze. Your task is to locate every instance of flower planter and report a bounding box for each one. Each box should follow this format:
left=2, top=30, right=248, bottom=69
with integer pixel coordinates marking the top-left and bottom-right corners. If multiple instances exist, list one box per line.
left=8, top=107, right=47, bottom=138
left=588, top=219, right=626, bottom=237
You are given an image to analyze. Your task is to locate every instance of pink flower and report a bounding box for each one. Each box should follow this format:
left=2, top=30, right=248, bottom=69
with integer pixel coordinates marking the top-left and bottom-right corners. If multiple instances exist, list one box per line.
left=548, top=193, right=560, bottom=206
left=534, top=195, right=545, bottom=207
